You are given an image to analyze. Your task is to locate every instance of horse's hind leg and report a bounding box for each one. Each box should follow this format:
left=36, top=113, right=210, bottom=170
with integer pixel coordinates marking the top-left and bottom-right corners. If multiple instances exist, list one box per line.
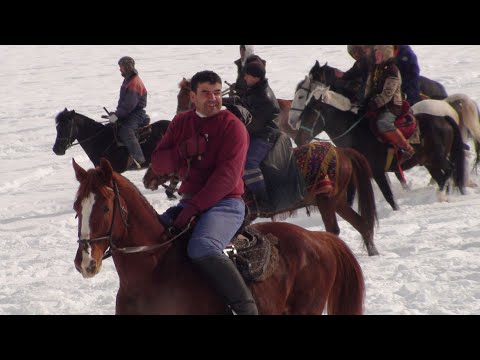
left=426, top=166, right=450, bottom=202
left=374, top=173, right=399, bottom=210
left=316, top=195, right=340, bottom=236
left=335, top=198, right=379, bottom=256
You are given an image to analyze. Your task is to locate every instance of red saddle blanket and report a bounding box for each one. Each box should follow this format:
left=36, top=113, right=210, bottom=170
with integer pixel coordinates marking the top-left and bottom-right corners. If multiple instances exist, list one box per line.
left=368, top=101, right=417, bottom=142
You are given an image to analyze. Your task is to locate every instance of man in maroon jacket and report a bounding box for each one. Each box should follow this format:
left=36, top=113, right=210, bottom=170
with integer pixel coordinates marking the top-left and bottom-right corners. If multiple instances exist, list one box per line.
left=148, top=70, right=257, bottom=315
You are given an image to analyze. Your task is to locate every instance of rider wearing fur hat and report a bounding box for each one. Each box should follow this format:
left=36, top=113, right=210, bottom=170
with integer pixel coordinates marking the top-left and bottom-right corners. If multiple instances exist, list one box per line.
left=364, top=45, right=415, bottom=160
left=337, top=45, right=374, bottom=103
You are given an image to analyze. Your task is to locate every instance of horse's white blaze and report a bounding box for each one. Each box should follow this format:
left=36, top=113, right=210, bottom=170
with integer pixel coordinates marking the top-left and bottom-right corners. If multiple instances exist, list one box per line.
left=289, top=76, right=310, bottom=129
left=80, top=193, right=95, bottom=274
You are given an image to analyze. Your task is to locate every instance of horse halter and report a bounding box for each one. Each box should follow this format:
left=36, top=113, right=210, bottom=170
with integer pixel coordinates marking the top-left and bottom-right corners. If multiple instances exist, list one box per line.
left=56, top=114, right=77, bottom=151
left=56, top=112, right=109, bottom=151
left=292, top=76, right=326, bottom=138
left=77, top=181, right=190, bottom=260
left=77, top=181, right=129, bottom=260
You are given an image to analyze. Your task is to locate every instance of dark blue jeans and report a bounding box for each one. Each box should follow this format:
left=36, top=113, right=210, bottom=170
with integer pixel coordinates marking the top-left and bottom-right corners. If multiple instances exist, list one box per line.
left=118, top=110, right=149, bottom=163
left=243, top=137, right=273, bottom=194
left=160, top=198, right=245, bottom=259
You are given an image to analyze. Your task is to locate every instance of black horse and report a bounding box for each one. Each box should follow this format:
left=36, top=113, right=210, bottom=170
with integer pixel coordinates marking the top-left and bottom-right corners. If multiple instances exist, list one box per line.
left=289, top=66, right=466, bottom=209
left=52, top=108, right=177, bottom=199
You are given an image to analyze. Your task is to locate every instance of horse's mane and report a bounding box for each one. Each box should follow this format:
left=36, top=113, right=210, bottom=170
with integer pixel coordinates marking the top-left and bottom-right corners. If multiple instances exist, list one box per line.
left=113, top=172, right=159, bottom=218
left=55, top=108, right=102, bottom=126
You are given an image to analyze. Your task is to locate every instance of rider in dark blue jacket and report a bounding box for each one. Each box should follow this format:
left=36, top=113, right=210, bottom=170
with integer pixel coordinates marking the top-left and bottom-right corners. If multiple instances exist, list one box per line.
left=394, top=45, right=421, bottom=106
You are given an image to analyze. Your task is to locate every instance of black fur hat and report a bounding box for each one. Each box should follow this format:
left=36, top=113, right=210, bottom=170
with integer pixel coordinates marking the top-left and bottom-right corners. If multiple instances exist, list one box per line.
left=244, top=60, right=266, bottom=79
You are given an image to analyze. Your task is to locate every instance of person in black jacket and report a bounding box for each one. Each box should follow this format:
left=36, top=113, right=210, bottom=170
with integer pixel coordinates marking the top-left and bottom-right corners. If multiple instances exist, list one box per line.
left=236, top=60, right=280, bottom=210
left=232, top=45, right=255, bottom=97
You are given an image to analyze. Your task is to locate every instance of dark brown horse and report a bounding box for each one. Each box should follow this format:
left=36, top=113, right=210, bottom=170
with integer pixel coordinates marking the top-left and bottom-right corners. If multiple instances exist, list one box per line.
left=144, top=140, right=379, bottom=256
left=288, top=66, right=466, bottom=207
left=72, top=158, right=365, bottom=314
left=53, top=108, right=178, bottom=199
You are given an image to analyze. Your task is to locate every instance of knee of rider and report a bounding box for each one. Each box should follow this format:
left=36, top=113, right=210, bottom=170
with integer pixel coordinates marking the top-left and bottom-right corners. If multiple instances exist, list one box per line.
left=187, top=241, right=219, bottom=260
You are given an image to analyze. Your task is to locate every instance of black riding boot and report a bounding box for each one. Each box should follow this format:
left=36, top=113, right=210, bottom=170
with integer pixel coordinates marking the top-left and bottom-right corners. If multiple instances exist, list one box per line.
left=193, top=255, right=258, bottom=315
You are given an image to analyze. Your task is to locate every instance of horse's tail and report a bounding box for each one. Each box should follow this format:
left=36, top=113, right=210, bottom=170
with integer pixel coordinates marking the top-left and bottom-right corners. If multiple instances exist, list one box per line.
left=473, top=101, right=480, bottom=172
left=444, top=116, right=467, bottom=193
left=344, top=148, right=378, bottom=230
left=446, top=95, right=480, bottom=172
left=323, top=233, right=365, bottom=315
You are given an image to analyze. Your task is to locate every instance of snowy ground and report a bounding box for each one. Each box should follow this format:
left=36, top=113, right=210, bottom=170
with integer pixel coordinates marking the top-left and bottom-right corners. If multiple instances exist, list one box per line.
left=1, top=45, right=479, bottom=314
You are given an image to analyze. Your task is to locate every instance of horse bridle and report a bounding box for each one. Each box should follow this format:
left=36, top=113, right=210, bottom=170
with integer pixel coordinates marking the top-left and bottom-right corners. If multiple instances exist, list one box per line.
left=77, top=181, right=190, bottom=260
left=296, top=79, right=364, bottom=142
left=56, top=113, right=109, bottom=151
left=56, top=115, right=77, bottom=150
left=290, top=77, right=327, bottom=138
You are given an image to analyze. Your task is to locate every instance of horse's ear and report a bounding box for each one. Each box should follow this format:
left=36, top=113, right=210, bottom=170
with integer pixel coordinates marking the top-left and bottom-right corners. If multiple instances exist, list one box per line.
left=314, top=60, right=320, bottom=68
left=98, top=158, right=113, bottom=184
left=324, top=62, right=328, bottom=67
left=64, top=107, right=68, bottom=113
left=72, top=158, right=87, bottom=182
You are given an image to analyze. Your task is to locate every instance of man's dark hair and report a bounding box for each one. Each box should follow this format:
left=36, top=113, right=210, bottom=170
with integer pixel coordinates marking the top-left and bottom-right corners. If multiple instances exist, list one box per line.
left=240, top=45, right=246, bottom=50
left=190, top=71, right=222, bottom=92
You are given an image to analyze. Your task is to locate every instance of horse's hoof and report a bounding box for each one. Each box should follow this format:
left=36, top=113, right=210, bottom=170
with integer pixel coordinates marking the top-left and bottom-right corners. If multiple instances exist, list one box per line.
left=367, top=246, right=380, bottom=256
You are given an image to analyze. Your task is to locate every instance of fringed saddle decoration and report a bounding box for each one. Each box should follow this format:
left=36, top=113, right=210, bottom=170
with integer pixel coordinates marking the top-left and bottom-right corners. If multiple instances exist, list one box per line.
left=224, top=227, right=279, bottom=283
left=293, top=142, right=337, bottom=198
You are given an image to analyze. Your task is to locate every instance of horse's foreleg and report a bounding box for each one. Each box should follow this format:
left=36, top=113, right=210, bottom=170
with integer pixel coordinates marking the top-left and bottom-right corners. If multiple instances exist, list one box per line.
left=316, top=195, right=339, bottom=236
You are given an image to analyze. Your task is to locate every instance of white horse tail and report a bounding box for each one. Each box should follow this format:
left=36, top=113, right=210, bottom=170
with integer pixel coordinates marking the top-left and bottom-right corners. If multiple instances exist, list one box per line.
left=445, top=94, right=480, bottom=171
left=445, top=94, right=480, bottom=142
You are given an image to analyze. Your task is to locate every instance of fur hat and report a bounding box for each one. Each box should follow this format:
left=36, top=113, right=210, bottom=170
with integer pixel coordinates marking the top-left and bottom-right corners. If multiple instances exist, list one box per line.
left=241, top=45, right=255, bottom=66
left=118, top=56, right=138, bottom=75
left=347, top=45, right=364, bottom=59
left=244, top=60, right=266, bottom=79
left=374, top=45, right=395, bottom=61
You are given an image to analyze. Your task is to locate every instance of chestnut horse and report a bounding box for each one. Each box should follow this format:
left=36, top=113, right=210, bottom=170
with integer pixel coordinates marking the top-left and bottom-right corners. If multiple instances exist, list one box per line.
left=72, top=158, right=365, bottom=314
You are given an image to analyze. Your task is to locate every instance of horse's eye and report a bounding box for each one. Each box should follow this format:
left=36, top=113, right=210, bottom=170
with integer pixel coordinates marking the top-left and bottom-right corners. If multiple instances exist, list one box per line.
left=75, top=214, right=78, bottom=219
left=103, top=205, right=109, bottom=213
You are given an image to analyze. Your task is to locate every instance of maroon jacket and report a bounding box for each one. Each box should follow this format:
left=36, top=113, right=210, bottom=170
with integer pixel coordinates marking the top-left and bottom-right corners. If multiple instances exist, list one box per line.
left=151, top=109, right=249, bottom=212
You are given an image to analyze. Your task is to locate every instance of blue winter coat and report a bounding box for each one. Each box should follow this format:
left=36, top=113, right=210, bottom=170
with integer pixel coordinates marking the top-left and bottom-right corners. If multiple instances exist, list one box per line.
left=395, top=45, right=421, bottom=105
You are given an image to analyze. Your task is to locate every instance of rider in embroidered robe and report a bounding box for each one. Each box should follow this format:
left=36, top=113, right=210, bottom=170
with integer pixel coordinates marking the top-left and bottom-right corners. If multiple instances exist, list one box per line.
left=149, top=70, right=258, bottom=315
left=336, top=45, right=374, bottom=103
left=108, top=56, right=150, bottom=169
left=364, top=45, right=415, bottom=159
